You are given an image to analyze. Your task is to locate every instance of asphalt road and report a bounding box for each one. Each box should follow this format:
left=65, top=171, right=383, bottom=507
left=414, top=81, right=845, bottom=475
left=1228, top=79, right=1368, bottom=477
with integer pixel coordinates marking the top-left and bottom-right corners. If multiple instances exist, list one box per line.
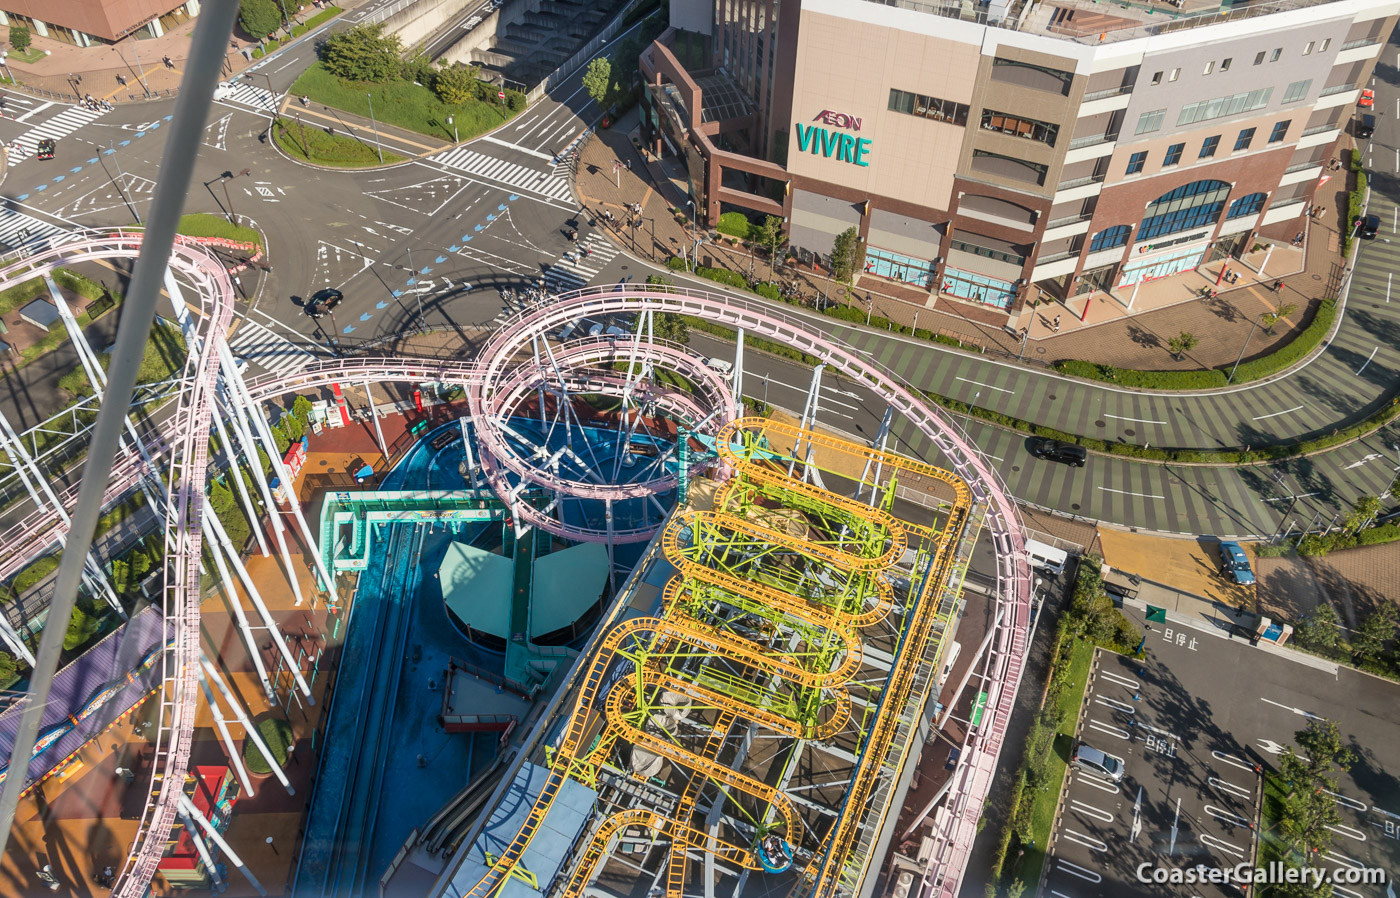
left=1043, top=606, right=1400, bottom=898
left=0, top=8, right=1392, bottom=546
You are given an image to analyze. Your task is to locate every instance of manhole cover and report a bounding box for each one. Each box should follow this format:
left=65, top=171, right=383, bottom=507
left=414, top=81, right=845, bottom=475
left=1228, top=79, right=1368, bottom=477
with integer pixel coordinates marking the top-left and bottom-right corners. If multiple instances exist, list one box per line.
left=319, top=460, right=328, bottom=466
left=1071, top=503, right=1081, bottom=511
left=622, top=265, right=629, bottom=270
left=1124, top=428, right=1136, bottom=437
left=1011, top=465, right=1020, bottom=473
left=1036, top=347, right=1046, bottom=354
left=1048, top=394, right=1057, bottom=401
left=1095, top=420, right=1106, bottom=428
left=1312, top=274, right=1322, bottom=280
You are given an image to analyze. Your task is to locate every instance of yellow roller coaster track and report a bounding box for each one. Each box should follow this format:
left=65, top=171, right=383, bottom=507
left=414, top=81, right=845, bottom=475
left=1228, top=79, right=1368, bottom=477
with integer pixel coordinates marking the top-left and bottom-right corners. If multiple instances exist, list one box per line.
left=665, top=711, right=740, bottom=898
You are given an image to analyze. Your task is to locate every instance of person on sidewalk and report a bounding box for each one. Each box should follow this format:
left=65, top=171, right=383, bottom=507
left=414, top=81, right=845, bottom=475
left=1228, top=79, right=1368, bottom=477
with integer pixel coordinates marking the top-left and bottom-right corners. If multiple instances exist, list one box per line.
left=1052, top=315, right=1061, bottom=333
left=1271, top=279, right=1283, bottom=293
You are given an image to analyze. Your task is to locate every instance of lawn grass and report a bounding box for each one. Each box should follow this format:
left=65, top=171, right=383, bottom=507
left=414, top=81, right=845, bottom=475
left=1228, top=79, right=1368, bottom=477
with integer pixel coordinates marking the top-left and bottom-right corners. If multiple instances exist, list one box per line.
left=1013, top=637, right=1096, bottom=893
left=252, top=6, right=343, bottom=58
left=1254, top=773, right=1291, bottom=897
left=52, top=322, right=188, bottom=399
left=178, top=213, right=263, bottom=248
left=292, top=61, right=520, bottom=141
left=274, top=118, right=405, bottom=167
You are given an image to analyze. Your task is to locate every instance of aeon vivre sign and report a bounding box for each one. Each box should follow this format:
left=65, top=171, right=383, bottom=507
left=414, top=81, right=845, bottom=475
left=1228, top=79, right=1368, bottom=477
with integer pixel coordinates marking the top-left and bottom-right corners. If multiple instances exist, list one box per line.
left=795, top=110, right=872, bottom=167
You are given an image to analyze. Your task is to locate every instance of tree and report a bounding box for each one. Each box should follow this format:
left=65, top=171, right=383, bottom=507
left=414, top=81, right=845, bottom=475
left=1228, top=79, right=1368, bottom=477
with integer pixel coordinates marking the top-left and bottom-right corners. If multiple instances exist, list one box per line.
left=756, top=215, right=786, bottom=277
left=271, top=423, right=291, bottom=455
left=281, top=411, right=304, bottom=442
left=1261, top=302, right=1299, bottom=334
left=238, top=0, right=281, bottom=41
left=582, top=56, right=613, bottom=107
left=1292, top=718, right=1356, bottom=784
left=8, top=25, right=30, bottom=53
left=1342, top=494, right=1382, bottom=534
left=320, top=25, right=403, bottom=83
left=1351, top=603, right=1396, bottom=665
left=1277, top=719, right=1354, bottom=859
left=291, top=395, right=314, bottom=427
left=1295, top=602, right=1342, bottom=652
left=1166, top=331, right=1198, bottom=360
left=434, top=63, right=477, bottom=105
left=830, top=227, right=864, bottom=285
left=0, top=651, right=15, bottom=685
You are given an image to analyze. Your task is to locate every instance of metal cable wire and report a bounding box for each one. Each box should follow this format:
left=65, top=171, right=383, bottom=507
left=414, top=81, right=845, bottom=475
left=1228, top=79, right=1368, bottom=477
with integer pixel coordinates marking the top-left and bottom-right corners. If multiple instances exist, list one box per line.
left=0, top=0, right=240, bottom=859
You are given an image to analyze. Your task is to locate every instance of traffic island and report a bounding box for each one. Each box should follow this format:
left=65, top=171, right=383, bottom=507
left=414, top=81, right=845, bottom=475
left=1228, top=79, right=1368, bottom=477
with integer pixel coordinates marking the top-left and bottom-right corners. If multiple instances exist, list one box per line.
left=273, top=119, right=406, bottom=168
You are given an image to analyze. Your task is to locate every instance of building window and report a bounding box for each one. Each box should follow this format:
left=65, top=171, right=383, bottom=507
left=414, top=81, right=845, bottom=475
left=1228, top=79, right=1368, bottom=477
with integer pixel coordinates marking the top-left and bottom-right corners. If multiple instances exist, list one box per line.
left=1221, top=58, right=1232, bottom=71
left=1136, top=109, right=1166, bottom=135
left=1139, top=179, right=1231, bottom=240
left=970, top=150, right=1048, bottom=185
left=1271, top=48, right=1282, bottom=61
left=866, top=247, right=937, bottom=288
left=1126, top=151, right=1148, bottom=174
left=980, top=109, right=1059, bottom=145
left=1321, top=38, right=1331, bottom=51
left=949, top=238, right=1026, bottom=266
left=1282, top=79, right=1312, bottom=103
left=1303, top=41, right=1315, bottom=55
left=1169, top=68, right=1181, bottom=82
left=1204, top=61, right=1215, bottom=75
left=1090, top=225, right=1132, bottom=251
left=991, top=58, right=1073, bottom=95
left=1151, top=71, right=1163, bottom=85
left=889, top=89, right=970, bottom=126
left=1254, top=51, right=1266, bottom=65
left=1234, top=127, right=1256, bottom=151
left=1269, top=121, right=1290, bottom=143
left=1199, top=135, right=1221, bottom=158
left=1177, top=88, right=1274, bottom=126
left=1163, top=142, right=1185, bottom=166
left=1227, top=192, right=1267, bottom=219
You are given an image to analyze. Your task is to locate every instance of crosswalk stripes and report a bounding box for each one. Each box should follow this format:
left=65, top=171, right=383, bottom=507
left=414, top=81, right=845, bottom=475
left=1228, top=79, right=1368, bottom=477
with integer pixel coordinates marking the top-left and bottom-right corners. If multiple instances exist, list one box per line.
left=214, top=80, right=282, bottom=114
left=542, top=237, right=621, bottom=294
left=429, top=146, right=573, bottom=201
left=11, top=104, right=107, bottom=163
left=227, top=320, right=322, bottom=373
left=0, top=208, right=70, bottom=251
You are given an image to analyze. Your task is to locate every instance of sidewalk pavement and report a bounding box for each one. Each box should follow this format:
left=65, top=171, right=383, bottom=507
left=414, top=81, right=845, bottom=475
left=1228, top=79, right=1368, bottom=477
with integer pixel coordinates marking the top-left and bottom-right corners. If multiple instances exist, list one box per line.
left=1, top=1, right=362, bottom=104
left=572, top=108, right=1352, bottom=373
left=1096, top=526, right=1255, bottom=611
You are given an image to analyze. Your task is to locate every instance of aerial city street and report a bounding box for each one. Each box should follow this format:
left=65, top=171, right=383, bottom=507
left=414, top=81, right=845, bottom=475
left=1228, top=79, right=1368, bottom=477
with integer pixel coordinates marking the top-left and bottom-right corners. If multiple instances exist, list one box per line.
left=0, top=0, right=1395, bottom=896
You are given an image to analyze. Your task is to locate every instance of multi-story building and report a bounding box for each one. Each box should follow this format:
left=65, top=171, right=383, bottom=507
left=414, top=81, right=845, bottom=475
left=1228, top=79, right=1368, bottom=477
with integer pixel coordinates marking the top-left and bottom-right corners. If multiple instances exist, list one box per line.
left=0, top=0, right=202, bottom=46
left=640, top=0, right=1396, bottom=319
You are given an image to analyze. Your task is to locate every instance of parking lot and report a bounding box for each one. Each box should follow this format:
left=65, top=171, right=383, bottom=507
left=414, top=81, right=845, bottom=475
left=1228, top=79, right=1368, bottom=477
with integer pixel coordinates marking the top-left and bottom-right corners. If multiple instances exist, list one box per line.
left=1042, top=606, right=1400, bottom=898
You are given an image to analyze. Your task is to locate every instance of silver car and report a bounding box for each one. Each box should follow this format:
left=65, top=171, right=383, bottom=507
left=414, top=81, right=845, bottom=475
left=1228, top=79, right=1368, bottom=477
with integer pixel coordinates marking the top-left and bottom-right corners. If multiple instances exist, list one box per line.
left=1073, top=743, right=1125, bottom=782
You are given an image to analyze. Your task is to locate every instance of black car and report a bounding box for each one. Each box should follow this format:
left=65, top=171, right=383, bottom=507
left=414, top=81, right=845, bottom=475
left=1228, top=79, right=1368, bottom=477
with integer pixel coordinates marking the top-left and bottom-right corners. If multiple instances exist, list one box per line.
left=1360, top=214, right=1381, bottom=240
left=306, top=288, right=343, bottom=317
left=1030, top=438, right=1087, bottom=467
left=35, top=138, right=55, bottom=160
left=1358, top=113, right=1376, bottom=139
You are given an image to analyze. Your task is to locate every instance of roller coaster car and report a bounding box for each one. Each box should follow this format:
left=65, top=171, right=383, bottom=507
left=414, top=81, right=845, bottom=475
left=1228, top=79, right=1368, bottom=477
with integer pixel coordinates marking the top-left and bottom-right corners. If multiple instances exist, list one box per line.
left=36, top=139, right=55, bottom=160
left=757, top=835, right=793, bottom=873
left=431, top=431, right=458, bottom=450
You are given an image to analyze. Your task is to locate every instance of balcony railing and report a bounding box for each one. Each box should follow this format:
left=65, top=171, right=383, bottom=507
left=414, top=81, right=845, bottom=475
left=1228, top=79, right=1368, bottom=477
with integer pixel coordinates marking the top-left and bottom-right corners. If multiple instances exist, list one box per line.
left=1284, top=161, right=1323, bottom=173
left=1300, top=123, right=1340, bottom=136
left=1046, top=213, right=1093, bottom=229
left=1069, top=131, right=1119, bottom=149
left=1319, top=83, right=1357, bottom=97
left=1056, top=173, right=1107, bottom=191
left=1082, top=85, right=1133, bottom=101
left=1036, top=249, right=1080, bottom=264
left=1340, top=38, right=1381, bottom=51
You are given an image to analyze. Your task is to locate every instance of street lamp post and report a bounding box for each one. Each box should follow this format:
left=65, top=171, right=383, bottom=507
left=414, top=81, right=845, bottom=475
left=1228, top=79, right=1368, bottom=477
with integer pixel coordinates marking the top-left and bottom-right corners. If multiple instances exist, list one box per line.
left=1226, top=317, right=1262, bottom=383
left=447, top=114, right=458, bottom=143
left=406, top=247, right=427, bottom=333
left=0, top=53, right=12, bottom=84
left=109, top=140, right=141, bottom=225
left=245, top=72, right=279, bottom=121
left=366, top=93, right=385, bottom=164
left=127, top=45, right=152, bottom=97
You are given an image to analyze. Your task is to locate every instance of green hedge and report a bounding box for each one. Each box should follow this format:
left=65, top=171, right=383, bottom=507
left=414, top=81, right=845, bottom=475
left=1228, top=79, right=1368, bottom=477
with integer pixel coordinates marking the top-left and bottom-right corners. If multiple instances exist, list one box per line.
left=1054, top=299, right=1337, bottom=390
left=243, top=716, right=294, bottom=774
left=251, top=5, right=341, bottom=58
left=177, top=213, right=264, bottom=249
left=1344, top=149, right=1365, bottom=259
left=715, top=211, right=752, bottom=240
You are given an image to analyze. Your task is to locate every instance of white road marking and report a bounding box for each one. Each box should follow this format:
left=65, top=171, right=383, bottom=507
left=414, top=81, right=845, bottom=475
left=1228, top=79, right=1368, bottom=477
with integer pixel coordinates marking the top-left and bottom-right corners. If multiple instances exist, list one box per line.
left=1356, top=346, right=1379, bottom=375
left=1094, top=695, right=1136, bottom=713
left=1104, top=412, right=1167, bottom=424
left=1212, top=750, right=1256, bottom=772
left=1099, top=670, right=1139, bottom=689
left=1209, top=777, right=1253, bottom=800
left=477, top=134, right=556, bottom=161
left=14, top=100, right=55, bottom=122
left=1055, top=859, right=1102, bottom=882
left=1135, top=721, right=1174, bottom=738
left=1325, top=789, right=1368, bottom=812
left=1326, top=849, right=1367, bottom=869
left=1253, top=404, right=1304, bottom=420
left=1074, top=770, right=1121, bottom=795
left=1328, top=823, right=1367, bottom=841
left=1261, top=696, right=1325, bottom=720
left=1061, top=829, right=1108, bottom=852
left=1205, top=804, right=1252, bottom=827
left=1201, top=834, right=1246, bottom=858
left=1334, top=885, right=1364, bottom=898
left=1050, top=892, right=1075, bottom=898
left=954, top=376, right=1016, bottom=394
left=1098, top=486, right=1166, bottom=500
left=1087, top=719, right=1131, bottom=740
left=1070, top=799, right=1114, bottom=823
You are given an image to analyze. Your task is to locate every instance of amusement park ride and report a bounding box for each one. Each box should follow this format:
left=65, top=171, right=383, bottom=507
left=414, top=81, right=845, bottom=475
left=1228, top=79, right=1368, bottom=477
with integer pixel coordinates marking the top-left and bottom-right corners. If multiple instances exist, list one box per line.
left=0, top=11, right=1032, bottom=898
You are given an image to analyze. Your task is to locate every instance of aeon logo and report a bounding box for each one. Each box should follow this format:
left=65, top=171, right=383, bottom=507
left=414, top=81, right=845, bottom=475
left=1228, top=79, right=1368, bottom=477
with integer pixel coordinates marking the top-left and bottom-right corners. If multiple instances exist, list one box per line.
left=813, top=110, right=862, bottom=131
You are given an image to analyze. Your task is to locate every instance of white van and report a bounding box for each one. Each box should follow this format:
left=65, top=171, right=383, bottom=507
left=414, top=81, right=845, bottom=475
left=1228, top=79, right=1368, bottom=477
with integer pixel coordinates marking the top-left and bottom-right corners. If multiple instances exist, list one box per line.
left=1025, top=538, right=1069, bottom=577
left=705, top=357, right=734, bottom=377
left=938, top=640, right=962, bottom=688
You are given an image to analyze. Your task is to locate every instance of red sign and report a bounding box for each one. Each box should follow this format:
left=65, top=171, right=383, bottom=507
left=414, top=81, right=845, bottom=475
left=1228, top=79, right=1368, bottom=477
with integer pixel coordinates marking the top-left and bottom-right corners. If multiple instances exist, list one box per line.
left=498, top=91, right=506, bottom=99
left=414, top=389, right=423, bottom=412
left=814, top=109, right=862, bottom=131
left=284, top=439, right=307, bottom=477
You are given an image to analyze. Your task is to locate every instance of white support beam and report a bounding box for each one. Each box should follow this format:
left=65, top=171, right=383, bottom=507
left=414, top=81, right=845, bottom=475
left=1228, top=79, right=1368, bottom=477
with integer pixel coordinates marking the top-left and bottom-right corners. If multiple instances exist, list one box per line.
left=178, top=794, right=266, bottom=895
left=199, top=656, right=295, bottom=795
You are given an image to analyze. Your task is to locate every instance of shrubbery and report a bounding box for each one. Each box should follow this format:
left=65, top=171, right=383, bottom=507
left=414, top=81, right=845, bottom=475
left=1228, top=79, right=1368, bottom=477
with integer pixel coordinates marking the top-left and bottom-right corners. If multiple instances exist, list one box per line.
left=243, top=716, right=294, bottom=774
left=715, top=211, right=752, bottom=240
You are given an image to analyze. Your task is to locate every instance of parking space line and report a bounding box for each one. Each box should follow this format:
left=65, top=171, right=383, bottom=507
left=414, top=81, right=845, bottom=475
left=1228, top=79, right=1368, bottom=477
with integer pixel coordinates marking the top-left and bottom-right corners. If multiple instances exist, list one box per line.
left=1327, top=822, right=1367, bottom=841
left=1205, top=804, right=1252, bottom=827
left=1099, top=670, right=1139, bottom=689
left=1212, top=750, right=1257, bottom=772
left=1061, top=829, right=1108, bottom=852
left=1201, top=834, right=1246, bottom=858
left=1070, top=799, right=1114, bottom=823
left=1074, top=771, right=1121, bottom=795
left=1049, top=891, right=1076, bottom=898
left=1209, top=777, right=1253, bottom=799
left=1332, top=886, right=1364, bottom=898
left=1325, top=788, right=1369, bottom=812
left=1326, top=849, right=1367, bottom=869
left=1094, top=695, right=1136, bottom=713
left=1055, top=859, right=1103, bottom=882
left=1134, top=720, right=1173, bottom=737
left=1086, top=719, right=1131, bottom=740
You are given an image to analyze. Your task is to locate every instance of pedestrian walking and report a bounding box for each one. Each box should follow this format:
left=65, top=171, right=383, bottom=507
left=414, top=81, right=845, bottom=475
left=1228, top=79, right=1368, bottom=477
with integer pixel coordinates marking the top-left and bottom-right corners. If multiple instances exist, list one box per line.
left=1052, top=315, right=1061, bottom=333
left=1271, top=279, right=1283, bottom=293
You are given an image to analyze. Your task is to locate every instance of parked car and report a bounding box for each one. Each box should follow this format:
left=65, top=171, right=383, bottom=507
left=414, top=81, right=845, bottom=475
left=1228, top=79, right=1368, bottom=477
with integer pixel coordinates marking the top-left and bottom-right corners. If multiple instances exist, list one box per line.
left=307, top=288, right=343, bottom=317
left=1030, top=438, right=1086, bottom=467
left=1217, top=540, right=1256, bottom=585
left=1360, top=214, right=1381, bottom=240
left=1358, top=113, right=1376, bottom=139
left=1359, top=88, right=1376, bottom=108
left=36, top=138, right=55, bottom=161
left=1073, top=743, right=1125, bottom=782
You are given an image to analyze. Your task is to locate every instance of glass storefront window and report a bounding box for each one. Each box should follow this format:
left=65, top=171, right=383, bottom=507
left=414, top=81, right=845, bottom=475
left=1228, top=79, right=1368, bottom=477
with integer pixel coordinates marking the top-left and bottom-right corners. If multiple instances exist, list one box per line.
left=941, top=267, right=1016, bottom=309
left=865, top=246, right=936, bottom=289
